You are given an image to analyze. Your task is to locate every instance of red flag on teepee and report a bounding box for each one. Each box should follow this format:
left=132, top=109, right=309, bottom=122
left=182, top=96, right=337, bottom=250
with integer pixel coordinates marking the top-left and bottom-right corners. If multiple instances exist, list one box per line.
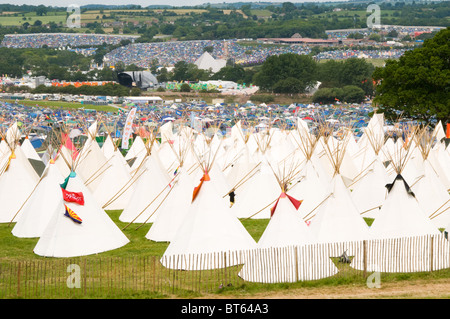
left=446, top=123, right=450, bottom=138
left=270, top=192, right=302, bottom=217
left=61, top=187, right=85, bottom=205
left=59, top=132, right=79, bottom=160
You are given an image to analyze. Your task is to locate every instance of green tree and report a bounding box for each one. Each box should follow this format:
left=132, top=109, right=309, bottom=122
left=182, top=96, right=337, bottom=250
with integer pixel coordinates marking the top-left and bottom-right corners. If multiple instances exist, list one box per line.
left=342, top=85, right=366, bottom=103
left=369, top=33, right=381, bottom=42
left=253, top=53, right=317, bottom=93
left=130, top=87, right=141, bottom=96
left=36, top=5, right=48, bottom=16
left=312, top=87, right=344, bottom=104
left=180, top=83, right=191, bottom=92
left=373, top=27, right=449, bottom=125
left=211, top=65, right=245, bottom=82
left=317, top=58, right=374, bottom=96
left=273, top=77, right=305, bottom=93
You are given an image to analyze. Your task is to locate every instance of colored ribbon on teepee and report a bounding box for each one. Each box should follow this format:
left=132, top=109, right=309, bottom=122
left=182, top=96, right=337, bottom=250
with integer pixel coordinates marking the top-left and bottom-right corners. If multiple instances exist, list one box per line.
left=60, top=171, right=76, bottom=190
left=64, top=204, right=82, bottom=224
left=59, top=132, right=79, bottom=160
left=4, top=151, right=15, bottom=172
left=270, top=192, right=302, bottom=217
left=192, top=172, right=210, bottom=203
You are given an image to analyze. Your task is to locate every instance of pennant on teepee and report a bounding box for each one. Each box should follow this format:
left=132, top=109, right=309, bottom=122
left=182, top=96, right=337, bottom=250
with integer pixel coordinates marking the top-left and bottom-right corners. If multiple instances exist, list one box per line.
left=60, top=175, right=70, bottom=190
left=192, top=172, right=210, bottom=203
left=64, top=204, right=82, bottom=224
left=4, top=152, right=15, bottom=172
left=270, top=192, right=303, bottom=217
left=385, top=174, right=415, bottom=197
left=60, top=171, right=76, bottom=190
left=59, top=132, right=79, bottom=160
left=61, top=188, right=85, bottom=205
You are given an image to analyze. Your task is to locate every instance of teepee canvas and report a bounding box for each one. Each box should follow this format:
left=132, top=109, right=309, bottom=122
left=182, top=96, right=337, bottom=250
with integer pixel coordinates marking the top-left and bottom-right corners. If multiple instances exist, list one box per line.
left=12, top=159, right=65, bottom=238
left=119, top=135, right=172, bottom=224
left=146, top=129, right=196, bottom=242
left=33, top=171, right=130, bottom=257
left=0, top=137, right=40, bottom=223
left=307, top=132, right=370, bottom=256
left=160, top=144, right=257, bottom=270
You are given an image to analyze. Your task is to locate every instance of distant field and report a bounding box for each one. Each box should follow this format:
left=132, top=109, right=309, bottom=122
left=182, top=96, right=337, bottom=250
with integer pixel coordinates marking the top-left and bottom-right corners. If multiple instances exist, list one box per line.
left=223, top=9, right=248, bottom=19
left=0, top=98, right=118, bottom=112
left=250, top=9, right=272, bottom=18
left=313, top=9, right=397, bottom=21
left=318, top=58, right=390, bottom=68
left=0, top=12, right=67, bottom=26
left=154, top=9, right=208, bottom=15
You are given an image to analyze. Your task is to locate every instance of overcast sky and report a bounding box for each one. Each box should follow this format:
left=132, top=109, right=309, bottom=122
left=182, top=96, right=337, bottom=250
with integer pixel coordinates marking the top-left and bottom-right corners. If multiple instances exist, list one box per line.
left=0, top=0, right=345, bottom=7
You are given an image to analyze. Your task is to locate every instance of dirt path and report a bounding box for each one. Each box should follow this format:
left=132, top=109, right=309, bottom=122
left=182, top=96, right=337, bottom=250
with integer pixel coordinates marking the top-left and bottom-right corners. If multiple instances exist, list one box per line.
left=196, top=278, right=450, bottom=299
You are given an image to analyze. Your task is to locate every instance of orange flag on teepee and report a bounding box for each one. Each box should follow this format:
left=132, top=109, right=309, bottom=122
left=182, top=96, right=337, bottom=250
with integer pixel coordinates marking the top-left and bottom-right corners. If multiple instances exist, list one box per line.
left=192, top=171, right=210, bottom=203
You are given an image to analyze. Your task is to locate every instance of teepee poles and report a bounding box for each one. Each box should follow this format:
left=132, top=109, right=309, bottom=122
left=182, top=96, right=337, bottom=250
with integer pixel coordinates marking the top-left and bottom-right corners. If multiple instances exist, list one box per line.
left=121, top=172, right=179, bottom=231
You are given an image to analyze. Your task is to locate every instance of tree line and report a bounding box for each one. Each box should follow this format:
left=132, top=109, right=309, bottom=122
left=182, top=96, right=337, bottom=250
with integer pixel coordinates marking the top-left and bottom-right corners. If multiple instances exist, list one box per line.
left=0, top=2, right=448, bottom=43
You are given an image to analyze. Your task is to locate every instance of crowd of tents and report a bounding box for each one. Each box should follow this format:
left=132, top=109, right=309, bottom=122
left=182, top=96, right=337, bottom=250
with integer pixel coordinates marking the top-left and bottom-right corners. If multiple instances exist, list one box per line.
left=1, top=109, right=450, bottom=282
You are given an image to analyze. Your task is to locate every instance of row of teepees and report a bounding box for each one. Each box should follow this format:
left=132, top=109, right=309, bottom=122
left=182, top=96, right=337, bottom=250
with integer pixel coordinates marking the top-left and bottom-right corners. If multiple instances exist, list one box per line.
left=0, top=113, right=449, bottom=283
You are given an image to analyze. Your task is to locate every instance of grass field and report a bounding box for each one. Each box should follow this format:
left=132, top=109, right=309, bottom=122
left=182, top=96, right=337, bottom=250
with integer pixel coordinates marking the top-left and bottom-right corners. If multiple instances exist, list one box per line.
left=313, top=9, right=398, bottom=21
left=0, top=99, right=118, bottom=113
left=0, top=12, right=67, bottom=26
left=1, top=210, right=450, bottom=299
left=318, top=58, right=389, bottom=68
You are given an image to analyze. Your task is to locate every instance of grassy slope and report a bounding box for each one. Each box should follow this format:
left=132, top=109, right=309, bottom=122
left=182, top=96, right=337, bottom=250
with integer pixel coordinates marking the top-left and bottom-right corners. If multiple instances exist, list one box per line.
left=1, top=98, right=118, bottom=112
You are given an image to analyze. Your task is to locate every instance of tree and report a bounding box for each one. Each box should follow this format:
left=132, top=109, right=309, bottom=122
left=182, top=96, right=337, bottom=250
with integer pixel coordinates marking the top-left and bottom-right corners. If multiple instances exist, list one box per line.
left=339, top=58, right=374, bottom=96
left=317, top=58, right=374, bottom=96
left=253, top=53, right=317, bottom=93
left=180, top=83, right=191, bottom=92
left=171, top=61, right=209, bottom=82
left=373, top=27, right=449, bottom=125
left=273, top=77, right=305, bottom=93
left=342, top=85, right=366, bottom=103
left=130, top=87, right=141, bottom=96
left=203, top=46, right=214, bottom=53
left=211, top=65, right=245, bottom=82
left=369, top=33, right=381, bottom=42
left=312, top=87, right=343, bottom=104
left=36, top=5, right=48, bottom=16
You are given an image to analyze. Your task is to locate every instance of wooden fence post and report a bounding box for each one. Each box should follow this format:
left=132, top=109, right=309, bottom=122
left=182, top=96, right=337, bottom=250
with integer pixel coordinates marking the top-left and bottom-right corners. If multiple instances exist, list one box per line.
left=17, top=261, right=21, bottom=297
left=430, top=235, right=434, bottom=272
left=363, top=240, right=367, bottom=278
left=294, top=246, right=299, bottom=282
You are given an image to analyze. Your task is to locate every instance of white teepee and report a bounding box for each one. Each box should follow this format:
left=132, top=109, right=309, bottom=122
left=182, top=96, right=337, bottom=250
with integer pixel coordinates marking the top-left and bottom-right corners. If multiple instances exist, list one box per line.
left=33, top=172, right=130, bottom=257
left=12, top=159, right=65, bottom=238
left=0, top=142, right=40, bottom=223
left=160, top=145, right=257, bottom=270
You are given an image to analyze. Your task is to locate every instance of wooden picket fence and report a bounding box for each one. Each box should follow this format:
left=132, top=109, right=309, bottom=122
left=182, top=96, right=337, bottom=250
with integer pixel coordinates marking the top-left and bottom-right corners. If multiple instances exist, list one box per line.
left=1, top=233, right=449, bottom=298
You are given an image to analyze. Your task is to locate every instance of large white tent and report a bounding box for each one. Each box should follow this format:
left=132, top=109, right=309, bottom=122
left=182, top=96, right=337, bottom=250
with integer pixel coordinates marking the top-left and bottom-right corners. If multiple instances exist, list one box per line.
left=0, top=142, right=40, bottom=223
left=12, top=160, right=65, bottom=238
left=160, top=146, right=257, bottom=270
left=34, top=172, right=130, bottom=257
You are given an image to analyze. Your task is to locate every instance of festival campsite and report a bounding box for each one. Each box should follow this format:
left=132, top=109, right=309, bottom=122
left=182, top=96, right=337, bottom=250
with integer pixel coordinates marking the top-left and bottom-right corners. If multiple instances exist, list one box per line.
left=0, top=106, right=450, bottom=298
